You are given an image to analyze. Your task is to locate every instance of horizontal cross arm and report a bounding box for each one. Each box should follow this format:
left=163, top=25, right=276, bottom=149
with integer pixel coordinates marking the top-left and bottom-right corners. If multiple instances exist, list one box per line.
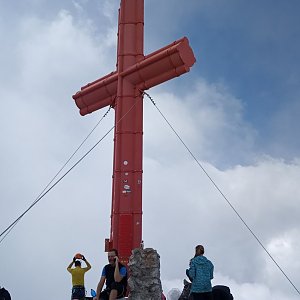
left=72, top=37, right=195, bottom=116
left=72, top=71, right=118, bottom=116
left=124, top=37, right=196, bottom=89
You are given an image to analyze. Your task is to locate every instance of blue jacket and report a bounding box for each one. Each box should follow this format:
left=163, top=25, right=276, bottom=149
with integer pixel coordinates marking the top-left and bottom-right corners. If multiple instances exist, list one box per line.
left=188, top=255, right=214, bottom=293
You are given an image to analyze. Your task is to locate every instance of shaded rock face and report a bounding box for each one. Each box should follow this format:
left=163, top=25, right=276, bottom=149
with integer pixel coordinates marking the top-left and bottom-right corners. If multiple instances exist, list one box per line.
left=178, top=279, right=191, bottom=300
left=128, top=248, right=162, bottom=300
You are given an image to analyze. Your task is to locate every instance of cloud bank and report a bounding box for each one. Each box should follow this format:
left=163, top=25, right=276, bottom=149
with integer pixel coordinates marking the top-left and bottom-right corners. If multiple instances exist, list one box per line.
left=0, top=2, right=300, bottom=300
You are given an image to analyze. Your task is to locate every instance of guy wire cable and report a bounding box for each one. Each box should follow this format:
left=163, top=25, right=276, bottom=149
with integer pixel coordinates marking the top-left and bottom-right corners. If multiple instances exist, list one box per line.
left=0, top=95, right=139, bottom=245
left=0, top=104, right=113, bottom=244
left=142, top=90, right=300, bottom=296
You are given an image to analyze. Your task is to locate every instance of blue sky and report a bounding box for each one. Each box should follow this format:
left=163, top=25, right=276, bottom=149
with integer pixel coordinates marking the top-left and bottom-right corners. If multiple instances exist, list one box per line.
left=1, top=1, right=300, bottom=299
left=148, top=0, right=300, bottom=160
left=147, top=0, right=300, bottom=163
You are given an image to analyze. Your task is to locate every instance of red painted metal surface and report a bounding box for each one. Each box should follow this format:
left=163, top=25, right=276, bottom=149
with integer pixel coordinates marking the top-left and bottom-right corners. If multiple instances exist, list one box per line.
left=72, top=0, right=196, bottom=264
left=73, top=38, right=195, bottom=116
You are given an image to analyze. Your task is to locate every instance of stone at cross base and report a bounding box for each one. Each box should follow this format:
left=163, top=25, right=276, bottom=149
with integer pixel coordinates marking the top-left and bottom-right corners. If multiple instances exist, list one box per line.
left=127, top=248, right=163, bottom=300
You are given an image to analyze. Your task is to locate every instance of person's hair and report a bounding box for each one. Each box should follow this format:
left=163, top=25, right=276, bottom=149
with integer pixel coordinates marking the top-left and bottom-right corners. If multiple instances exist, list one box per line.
left=195, top=245, right=204, bottom=256
left=110, top=248, right=118, bottom=257
left=75, top=260, right=81, bottom=267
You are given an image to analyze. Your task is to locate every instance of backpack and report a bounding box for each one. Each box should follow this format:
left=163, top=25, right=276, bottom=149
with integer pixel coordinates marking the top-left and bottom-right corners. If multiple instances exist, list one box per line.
left=212, top=285, right=234, bottom=300
left=0, top=288, right=11, bottom=300
left=178, top=281, right=234, bottom=300
left=178, top=279, right=191, bottom=300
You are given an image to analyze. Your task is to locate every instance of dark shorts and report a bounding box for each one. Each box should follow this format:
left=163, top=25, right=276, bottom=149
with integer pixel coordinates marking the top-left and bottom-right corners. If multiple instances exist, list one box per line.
left=190, top=291, right=213, bottom=300
left=71, top=286, right=85, bottom=299
left=100, top=282, right=126, bottom=300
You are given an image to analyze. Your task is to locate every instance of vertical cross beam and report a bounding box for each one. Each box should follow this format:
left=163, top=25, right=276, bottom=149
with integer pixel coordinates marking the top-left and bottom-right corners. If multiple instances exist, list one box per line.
left=110, top=0, right=144, bottom=262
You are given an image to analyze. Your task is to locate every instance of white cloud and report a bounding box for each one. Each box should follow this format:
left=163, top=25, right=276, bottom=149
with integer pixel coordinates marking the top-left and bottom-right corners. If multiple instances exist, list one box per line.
left=143, top=157, right=300, bottom=298
left=144, top=79, right=257, bottom=167
left=1, top=2, right=300, bottom=300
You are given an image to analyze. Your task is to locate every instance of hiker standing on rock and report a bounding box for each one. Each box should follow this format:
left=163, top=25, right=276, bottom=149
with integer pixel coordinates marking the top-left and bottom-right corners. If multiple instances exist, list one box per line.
left=67, top=254, right=92, bottom=299
left=94, top=249, right=127, bottom=300
left=187, top=245, right=214, bottom=300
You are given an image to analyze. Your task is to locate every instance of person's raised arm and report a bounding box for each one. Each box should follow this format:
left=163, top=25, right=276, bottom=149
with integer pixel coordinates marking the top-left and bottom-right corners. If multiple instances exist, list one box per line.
left=67, top=257, right=76, bottom=272
left=94, top=276, right=105, bottom=300
left=210, top=262, right=214, bottom=279
left=82, top=255, right=91, bottom=271
left=188, top=259, right=196, bottom=280
left=113, top=257, right=125, bottom=282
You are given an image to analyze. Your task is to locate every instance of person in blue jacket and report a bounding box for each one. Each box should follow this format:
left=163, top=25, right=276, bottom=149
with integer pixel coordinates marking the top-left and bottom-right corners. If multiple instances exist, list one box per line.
left=187, top=245, right=214, bottom=300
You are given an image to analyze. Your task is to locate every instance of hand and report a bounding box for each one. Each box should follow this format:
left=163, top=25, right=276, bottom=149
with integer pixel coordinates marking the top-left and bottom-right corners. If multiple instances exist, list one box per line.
left=114, top=256, right=119, bottom=263
left=73, top=257, right=76, bottom=263
left=82, top=255, right=86, bottom=261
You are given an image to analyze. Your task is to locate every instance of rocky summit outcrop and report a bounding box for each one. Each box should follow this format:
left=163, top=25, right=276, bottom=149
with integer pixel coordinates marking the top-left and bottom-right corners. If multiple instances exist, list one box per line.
left=128, top=248, right=162, bottom=300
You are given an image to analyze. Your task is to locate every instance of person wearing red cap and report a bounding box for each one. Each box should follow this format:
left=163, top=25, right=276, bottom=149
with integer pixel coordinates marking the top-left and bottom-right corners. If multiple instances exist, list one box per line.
left=67, top=254, right=91, bottom=299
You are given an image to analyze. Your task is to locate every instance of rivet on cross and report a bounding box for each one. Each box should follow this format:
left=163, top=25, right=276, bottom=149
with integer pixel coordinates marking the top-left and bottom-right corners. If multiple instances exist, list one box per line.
left=72, top=0, right=196, bottom=264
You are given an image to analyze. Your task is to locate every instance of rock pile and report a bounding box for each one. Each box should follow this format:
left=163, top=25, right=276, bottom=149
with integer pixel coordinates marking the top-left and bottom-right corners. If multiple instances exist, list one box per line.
left=128, top=248, right=163, bottom=300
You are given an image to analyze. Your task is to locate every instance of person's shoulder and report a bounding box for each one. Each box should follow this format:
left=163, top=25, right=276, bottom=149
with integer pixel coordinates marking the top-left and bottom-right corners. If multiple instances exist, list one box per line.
left=193, top=255, right=204, bottom=262
left=207, top=258, right=214, bottom=267
left=190, top=257, right=198, bottom=265
left=103, top=263, right=111, bottom=272
left=207, top=257, right=213, bottom=264
left=119, top=264, right=127, bottom=276
left=202, top=255, right=212, bottom=262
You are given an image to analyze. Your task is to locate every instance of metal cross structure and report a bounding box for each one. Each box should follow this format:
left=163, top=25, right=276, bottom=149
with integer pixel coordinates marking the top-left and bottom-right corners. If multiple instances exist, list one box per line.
left=72, top=0, right=195, bottom=264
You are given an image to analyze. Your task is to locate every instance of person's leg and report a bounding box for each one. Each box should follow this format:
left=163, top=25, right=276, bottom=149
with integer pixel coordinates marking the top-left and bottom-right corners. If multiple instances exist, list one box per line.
left=109, top=282, right=125, bottom=299
left=190, top=292, right=213, bottom=300
left=72, top=286, right=86, bottom=300
left=71, top=287, right=81, bottom=300
left=190, top=293, right=200, bottom=300
left=79, top=287, right=86, bottom=300
left=202, top=292, right=213, bottom=300
left=99, top=290, right=110, bottom=300
left=108, top=289, right=118, bottom=300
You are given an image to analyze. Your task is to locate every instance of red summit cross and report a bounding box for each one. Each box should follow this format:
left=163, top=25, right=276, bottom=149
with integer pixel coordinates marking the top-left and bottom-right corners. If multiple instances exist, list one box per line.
left=72, top=0, right=195, bottom=264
